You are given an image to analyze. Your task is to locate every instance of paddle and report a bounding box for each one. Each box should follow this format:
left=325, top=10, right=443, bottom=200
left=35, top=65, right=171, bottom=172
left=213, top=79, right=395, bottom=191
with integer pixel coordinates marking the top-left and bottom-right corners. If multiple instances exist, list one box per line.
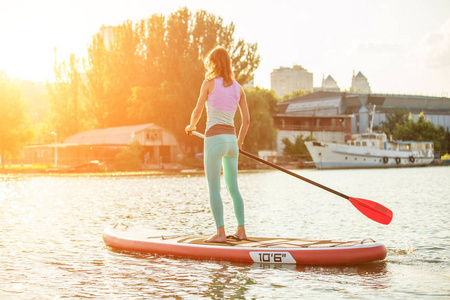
left=190, top=131, right=393, bottom=225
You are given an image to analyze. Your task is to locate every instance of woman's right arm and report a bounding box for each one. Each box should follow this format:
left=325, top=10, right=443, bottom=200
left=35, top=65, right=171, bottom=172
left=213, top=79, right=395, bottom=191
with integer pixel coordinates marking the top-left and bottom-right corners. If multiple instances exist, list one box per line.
left=237, top=85, right=250, bottom=150
left=185, top=80, right=213, bottom=133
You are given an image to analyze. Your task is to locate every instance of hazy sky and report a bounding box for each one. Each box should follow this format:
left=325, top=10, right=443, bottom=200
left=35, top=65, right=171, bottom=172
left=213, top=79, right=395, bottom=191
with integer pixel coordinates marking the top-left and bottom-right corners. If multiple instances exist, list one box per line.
left=1, top=0, right=449, bottom=96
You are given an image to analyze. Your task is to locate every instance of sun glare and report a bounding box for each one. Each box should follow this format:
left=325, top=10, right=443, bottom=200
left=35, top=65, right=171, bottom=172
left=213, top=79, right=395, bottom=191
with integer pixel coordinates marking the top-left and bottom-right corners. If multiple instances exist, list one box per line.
left=0, top=0, right=185, bottom=82
left=0, top=1, right=95, bottom=82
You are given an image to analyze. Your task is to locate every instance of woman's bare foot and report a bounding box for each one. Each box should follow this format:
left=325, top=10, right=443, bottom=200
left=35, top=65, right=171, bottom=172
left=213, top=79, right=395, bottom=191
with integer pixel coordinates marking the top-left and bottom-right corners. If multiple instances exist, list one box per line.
left=205, top=233, right=227, bottom=243
left=205, top=226, right=227, bottom=243
left=234, top=225, right=248, bottom=240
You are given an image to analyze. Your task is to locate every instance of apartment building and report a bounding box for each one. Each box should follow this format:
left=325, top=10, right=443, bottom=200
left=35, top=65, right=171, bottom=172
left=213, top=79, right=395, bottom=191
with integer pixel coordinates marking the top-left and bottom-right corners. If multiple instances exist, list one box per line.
left=270, top=65, right=313, bottom=97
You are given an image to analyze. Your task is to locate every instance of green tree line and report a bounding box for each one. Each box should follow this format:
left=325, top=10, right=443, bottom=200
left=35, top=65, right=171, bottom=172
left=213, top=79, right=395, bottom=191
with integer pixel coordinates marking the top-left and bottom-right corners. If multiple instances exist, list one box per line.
left=372, top=109, right=449, bottom=154
left=393, top=112, right=448, bottom=153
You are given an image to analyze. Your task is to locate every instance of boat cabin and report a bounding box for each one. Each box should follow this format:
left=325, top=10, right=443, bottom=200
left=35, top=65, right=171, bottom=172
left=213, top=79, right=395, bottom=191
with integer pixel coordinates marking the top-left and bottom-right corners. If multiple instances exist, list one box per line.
left=347, top=132, right=387, bottom=149
left=346, top=132, right=434, bottom=157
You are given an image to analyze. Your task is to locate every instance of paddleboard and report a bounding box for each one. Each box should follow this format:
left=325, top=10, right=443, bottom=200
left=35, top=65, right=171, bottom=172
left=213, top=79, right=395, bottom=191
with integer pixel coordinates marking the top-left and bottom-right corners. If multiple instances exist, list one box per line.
left=103, top=225, right=387, bottom=265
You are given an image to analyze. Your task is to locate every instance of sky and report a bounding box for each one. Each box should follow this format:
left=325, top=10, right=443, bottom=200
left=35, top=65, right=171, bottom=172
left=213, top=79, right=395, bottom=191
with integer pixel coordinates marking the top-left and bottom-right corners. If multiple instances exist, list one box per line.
left=0, top=0, right=449, bottom=96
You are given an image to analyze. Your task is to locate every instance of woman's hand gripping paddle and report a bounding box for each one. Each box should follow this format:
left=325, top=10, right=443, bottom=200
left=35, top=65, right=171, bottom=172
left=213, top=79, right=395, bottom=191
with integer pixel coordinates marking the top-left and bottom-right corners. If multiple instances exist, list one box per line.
left=190, top=131, right=393, bottom=225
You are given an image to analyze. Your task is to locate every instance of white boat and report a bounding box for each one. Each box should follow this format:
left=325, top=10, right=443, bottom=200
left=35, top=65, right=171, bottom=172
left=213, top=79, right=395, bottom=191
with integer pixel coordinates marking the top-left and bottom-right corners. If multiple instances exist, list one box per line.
left=305, top=132, right=434, bottom=169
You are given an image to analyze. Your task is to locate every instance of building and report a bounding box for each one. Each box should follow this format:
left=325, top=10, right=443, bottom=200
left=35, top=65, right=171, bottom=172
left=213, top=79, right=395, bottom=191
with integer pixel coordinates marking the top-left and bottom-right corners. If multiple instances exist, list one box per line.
left=273, top=92, right=353, bottom=154
left=98, top=25, right=114, bottom=50
left=243, top=79, right=254, bottom=89
left=270, top=65, right=313, bottom=97
left=23, top=124, right=180, bottom=168
left=273, top=91, right=450, bottom=154
left=351, top=71, right=372, bottom=93
left=320, top=75, right=340, bottom=92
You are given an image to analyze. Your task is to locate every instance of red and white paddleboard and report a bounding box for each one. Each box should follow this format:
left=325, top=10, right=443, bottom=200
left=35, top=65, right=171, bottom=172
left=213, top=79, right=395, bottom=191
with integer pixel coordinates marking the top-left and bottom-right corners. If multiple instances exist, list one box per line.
left=103, top=225, right=387, bottom=265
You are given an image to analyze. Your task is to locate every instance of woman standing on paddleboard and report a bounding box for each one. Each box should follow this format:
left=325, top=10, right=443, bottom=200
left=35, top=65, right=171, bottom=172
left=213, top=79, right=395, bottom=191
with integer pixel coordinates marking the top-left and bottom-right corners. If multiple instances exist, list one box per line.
left=185, top=46, right=250, bottom=243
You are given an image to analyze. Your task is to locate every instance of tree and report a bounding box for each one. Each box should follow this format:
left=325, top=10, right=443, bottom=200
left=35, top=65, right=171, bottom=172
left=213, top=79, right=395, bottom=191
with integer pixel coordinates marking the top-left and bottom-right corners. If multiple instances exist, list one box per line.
left=394, top=112, right=446, bottom=151
left=18, top=80, right=48, bottom=124
left=0, top=73, right=34, bottom=168
left=85, top=21, right=144, bottom=127
left=84, top=7, right=260, bottom=151
left=444, top=130, right=450, bottom=155
left=47, top=8, right=260, bottom=159
left=281, top=90, right=311, bottom=101
left=242, top=87, right=278, bottom=153
left=281, top=135, right=313, bottom=160
left=46, top=53, right=91, bottom=142
left=378, top=107, right=407, bottom=136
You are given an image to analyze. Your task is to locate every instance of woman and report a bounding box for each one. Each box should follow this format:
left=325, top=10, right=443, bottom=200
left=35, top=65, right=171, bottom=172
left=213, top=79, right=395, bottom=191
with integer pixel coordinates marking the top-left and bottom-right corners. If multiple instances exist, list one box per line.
left=185, top=46, right=250, bottom=243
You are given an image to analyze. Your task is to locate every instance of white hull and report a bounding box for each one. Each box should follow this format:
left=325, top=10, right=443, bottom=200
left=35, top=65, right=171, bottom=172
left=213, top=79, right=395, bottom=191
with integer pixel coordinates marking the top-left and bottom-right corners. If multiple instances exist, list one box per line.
left=305, top=141, right=434, bottom=169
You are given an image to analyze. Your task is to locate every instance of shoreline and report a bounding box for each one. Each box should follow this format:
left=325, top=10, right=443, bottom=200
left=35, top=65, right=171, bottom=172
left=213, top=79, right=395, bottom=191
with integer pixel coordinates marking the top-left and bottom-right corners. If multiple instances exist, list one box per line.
left=0, top=163, right=448, bottom=177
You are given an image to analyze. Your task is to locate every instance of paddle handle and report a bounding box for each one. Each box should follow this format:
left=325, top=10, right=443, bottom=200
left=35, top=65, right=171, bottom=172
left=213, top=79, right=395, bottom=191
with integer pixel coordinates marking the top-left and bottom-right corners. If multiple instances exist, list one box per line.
left=191, top=131, right=349, bottom=200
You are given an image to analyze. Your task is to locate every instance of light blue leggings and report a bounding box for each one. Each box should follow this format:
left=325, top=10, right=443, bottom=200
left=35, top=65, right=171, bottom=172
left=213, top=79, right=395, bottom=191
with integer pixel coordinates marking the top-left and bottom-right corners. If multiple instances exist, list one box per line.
left=204, top=134, right=245, bottom=228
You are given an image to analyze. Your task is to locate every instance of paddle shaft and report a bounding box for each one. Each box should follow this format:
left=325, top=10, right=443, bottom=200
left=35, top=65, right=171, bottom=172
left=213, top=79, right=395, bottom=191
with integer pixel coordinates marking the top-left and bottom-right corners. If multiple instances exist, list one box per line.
left=241, top=149, right=349, bottom=199
left=191, top=131, right=349, bottom=200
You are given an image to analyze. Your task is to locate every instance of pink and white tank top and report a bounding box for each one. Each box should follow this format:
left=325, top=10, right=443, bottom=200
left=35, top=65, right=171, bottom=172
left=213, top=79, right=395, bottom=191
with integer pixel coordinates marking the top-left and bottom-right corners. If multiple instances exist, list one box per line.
left=205, top=77, right=240, bottom=135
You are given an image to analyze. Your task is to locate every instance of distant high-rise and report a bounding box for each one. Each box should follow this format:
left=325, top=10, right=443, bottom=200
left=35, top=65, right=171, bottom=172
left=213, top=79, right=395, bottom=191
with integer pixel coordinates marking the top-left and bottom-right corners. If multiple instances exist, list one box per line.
left=321, top=75, right=340, bottom=92
left=270, top=65, right=313, bottom=97
left=351, top=71, right=372, bottom=93
left=99, top=25, right=114, bottom=50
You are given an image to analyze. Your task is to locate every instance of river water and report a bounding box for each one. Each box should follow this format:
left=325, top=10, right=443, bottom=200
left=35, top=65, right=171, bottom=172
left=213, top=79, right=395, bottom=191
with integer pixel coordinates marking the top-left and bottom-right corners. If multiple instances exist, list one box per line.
left=0, top=166, right=448, bottom=299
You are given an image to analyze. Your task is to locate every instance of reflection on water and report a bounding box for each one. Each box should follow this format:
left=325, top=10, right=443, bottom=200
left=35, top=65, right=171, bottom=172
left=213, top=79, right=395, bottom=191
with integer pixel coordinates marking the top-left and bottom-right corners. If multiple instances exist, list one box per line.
left=99, top=251, right=390, bottom=299
left=0, top=167, right=449, bottom=299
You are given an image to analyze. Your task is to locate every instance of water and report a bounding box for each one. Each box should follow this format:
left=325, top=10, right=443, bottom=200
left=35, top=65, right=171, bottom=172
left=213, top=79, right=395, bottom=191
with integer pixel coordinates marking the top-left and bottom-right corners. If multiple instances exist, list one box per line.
left=0, top=167, right=448, bottom=299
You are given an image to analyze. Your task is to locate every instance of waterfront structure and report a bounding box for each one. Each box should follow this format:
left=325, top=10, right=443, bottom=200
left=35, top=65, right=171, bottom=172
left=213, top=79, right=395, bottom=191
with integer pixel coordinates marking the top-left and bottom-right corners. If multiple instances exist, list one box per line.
left=273, top=91, right=450, bottom=155
left=270, top=65, right=313, bottom=97
left=273, top=91, right=352, bottom=154
left=351, top=71, right=372, bottom=93
left=23, top=124, right=180, bottom=167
